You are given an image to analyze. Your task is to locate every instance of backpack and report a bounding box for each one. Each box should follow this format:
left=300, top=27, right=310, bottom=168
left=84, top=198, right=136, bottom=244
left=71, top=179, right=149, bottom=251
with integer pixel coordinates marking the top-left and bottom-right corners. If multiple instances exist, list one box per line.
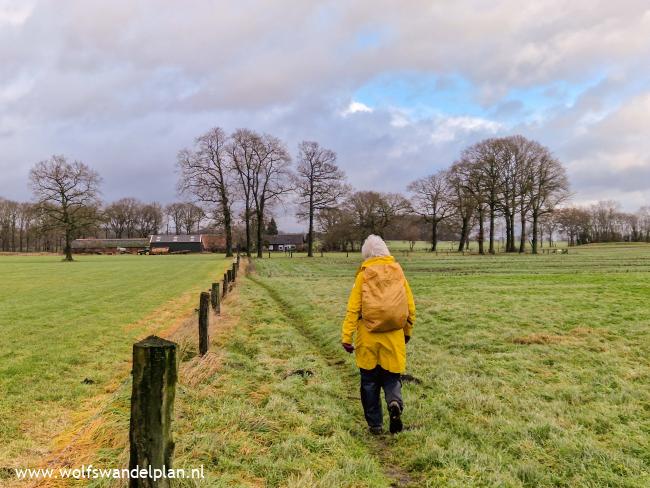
left=361, top=262, right=409, bottom=332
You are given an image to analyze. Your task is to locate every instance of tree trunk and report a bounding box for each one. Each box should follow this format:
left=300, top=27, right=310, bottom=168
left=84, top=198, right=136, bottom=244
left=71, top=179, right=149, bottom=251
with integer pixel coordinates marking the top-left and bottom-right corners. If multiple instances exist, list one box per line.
left=431, top=219, right=438, bottom=252
left=223, top=206, right=233, bottom=257
left=307, top=193, right=314, bottom=257
left=489, top=204, right=495, bottom=254
left=256, top=206, right=264, bottom=259
left=64, top=228, right=73, bottom=262
left=244, top=205, right=251, bottom=257
left=531, top=213, right=539, bottom=254
left=478, top=208, right=485, bottom=255
left=519, top=215, right=526, bottom=253
left=508, top=213, right=516, bottom=252
left=458, top=217, right=469, bottom=252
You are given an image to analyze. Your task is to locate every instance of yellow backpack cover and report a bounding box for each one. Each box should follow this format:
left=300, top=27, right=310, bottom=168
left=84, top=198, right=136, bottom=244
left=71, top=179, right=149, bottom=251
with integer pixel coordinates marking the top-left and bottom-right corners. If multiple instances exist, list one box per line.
left=361, top=262, right=409, bottom=332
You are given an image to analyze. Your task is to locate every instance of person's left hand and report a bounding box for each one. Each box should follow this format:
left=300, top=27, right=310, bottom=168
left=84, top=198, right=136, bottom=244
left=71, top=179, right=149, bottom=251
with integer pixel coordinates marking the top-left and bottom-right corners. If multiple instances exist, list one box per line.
left=342, top=343, right=354, bottom=353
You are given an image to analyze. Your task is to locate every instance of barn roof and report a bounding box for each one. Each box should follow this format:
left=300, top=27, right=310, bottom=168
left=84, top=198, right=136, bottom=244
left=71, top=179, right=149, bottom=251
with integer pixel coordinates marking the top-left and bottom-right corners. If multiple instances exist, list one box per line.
left=265, top=234, right=305, bottom=245
left=150, top=234, right=202, bottom=244
left=71, top=238, right=149, bottom=249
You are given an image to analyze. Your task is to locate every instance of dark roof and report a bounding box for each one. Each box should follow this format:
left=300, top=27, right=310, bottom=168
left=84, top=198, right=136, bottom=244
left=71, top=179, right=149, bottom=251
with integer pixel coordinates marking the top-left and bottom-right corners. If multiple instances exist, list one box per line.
left=71, top=238, right=149, bottom=249
left=150, top=235, right=202, bottom=244
left=265, top=234, right=305, bottom=245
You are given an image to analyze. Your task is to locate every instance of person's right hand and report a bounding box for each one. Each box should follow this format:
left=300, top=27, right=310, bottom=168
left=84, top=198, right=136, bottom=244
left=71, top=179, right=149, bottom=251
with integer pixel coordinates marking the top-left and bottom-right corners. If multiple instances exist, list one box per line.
left=342, top=343, right=354, bottom=354
left=405, top=335, right=411, bottom=344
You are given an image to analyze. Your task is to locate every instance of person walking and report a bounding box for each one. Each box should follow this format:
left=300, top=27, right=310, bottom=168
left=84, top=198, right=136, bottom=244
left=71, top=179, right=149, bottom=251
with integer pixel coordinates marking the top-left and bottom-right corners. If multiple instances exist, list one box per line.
left=341, top=235, right=416, bottom=434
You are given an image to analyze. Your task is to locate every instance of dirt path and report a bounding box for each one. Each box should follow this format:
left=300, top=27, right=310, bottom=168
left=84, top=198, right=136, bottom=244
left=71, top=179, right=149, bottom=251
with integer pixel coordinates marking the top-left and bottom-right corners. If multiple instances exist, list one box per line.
left=248, top=274, right=419, bottom=488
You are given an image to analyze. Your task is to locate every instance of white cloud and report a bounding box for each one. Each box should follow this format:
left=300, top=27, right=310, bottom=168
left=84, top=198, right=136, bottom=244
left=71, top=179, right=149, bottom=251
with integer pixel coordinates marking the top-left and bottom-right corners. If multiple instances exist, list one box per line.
left=430, top=116, right=503, bottom=144
left=342, top=101, right=374, bottom=116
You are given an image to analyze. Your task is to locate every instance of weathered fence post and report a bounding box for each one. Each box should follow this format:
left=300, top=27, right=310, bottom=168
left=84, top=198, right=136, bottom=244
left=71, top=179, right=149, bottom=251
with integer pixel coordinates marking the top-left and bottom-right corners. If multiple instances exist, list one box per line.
left=198, top=292, right=210, bottom=356
left=211, top=282, right=221, bottom=314
left=129, top=336, right=177, bottom=488
left=231, top=262, right=237, bottom=281
left=222, top=273, right=228, bottom=298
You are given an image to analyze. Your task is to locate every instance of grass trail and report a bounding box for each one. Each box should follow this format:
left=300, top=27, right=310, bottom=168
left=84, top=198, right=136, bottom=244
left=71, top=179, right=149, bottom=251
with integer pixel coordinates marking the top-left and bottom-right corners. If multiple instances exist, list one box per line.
left=248, top=274, right=418, bottom=487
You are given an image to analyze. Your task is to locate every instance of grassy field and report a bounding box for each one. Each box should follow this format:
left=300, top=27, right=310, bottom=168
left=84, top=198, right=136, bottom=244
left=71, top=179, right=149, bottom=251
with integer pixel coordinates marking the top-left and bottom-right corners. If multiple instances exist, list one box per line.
left=170, top=243, right=649, bottom=487
left=3, top=245, right=650, bottom=487
left=0, top=254, right=231, bottom=473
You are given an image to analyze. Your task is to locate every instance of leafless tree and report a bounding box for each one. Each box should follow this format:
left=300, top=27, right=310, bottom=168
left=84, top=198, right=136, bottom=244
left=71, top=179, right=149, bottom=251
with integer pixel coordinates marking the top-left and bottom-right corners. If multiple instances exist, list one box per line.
left=345, top=191, right=411, bottom=241
left=295, top=141, right=349, bottom=257
left=177, top=127, right=235, bottom=256
left=407, top=170, right=453, bottom=251
left=104, top=197, right=139, bottom=238
left=462, top=138, right=504, bottom=253
left=29, top=155, right=102, bottom=261
left=528, top=152, right=569, bottom=253
left=165, top=202, right=186, bottom=235
left=227, top=129, right=258, bottom=255
left=448, top=162, right=476, bottom=252
left=250, top=133, right=293, bottom=258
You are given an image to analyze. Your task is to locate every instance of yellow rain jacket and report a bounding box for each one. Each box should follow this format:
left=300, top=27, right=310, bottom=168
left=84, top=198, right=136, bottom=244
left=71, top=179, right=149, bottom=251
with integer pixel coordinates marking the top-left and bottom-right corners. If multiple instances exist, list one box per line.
left=341, top=255, right=416, bottom=373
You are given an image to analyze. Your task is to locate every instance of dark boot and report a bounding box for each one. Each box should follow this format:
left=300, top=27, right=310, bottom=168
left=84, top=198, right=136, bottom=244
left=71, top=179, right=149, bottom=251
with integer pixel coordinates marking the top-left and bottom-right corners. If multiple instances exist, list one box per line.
left=388, top=401, right=403, bottom=434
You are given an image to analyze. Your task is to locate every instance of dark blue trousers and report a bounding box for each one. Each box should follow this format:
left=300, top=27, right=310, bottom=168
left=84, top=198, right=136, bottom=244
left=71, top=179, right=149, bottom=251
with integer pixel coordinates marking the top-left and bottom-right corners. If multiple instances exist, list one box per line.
left=359, top=365, right=403, bottom=428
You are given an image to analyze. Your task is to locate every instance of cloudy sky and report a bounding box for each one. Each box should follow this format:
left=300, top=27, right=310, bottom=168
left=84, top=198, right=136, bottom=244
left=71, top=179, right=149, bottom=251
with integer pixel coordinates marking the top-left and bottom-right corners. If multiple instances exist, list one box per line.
left=1, top=1, right=649, bottom=229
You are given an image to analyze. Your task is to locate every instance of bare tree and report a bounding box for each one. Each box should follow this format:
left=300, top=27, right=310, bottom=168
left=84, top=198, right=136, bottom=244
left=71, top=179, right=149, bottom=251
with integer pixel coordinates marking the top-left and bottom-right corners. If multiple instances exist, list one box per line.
left=407, top=170, right=453, bottom=251
left=136, top=202, right=163, bottom=237
left=180, top=202, right=205, bottom=234
left=462, top=138, right=504, bottom=254
left=104, top=198, right=138, bottom=238
left=250, top=133, right=293, bottom=258
left=448, top=162, right=476, bottom=252
left=346, top=191, right=411, bottom=241
left=29, top=155, right=102, bottom=261
left=165, top=202, right=185, bottom=235
left=177, top=127, right=235, bottom=256
left=295, top=141, right=349, bottom=257
left=528, top=152, right=569, bottom=253
left=228, top=129, right=257, bottom=255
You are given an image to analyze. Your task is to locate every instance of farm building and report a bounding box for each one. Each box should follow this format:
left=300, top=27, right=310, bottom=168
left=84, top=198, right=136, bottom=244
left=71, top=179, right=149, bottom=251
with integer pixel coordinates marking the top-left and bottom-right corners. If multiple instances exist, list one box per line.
left=149, top=234, right=226, bottom=253
left=71, top=238, right=149, bottom=254
left=265, top=234, right=306, bottom=251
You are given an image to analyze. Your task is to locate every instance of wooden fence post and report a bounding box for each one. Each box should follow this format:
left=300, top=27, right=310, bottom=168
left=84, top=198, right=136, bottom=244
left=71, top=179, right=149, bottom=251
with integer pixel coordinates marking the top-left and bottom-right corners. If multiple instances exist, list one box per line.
left=227, top=269, right=233, bottom=286
left=129, top=336, right=177, bottom=488
left=211, top=282, right=221, bottom=314
left=198, top=292, right=209, bottom=356
left=231, top=262, right=237, bottom=281
left=222, top=273, right=228, bottom=297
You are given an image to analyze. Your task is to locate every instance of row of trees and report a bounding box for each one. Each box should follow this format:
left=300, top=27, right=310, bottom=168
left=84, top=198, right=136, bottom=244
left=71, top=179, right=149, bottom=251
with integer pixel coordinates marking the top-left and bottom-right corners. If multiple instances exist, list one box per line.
left=5, top=130, right=648, bottom=260
left=555, top=201, right=650, bottom=245
left=0, top=194, right=216, bottom=254
left=408, top=135, right=569, bottom=254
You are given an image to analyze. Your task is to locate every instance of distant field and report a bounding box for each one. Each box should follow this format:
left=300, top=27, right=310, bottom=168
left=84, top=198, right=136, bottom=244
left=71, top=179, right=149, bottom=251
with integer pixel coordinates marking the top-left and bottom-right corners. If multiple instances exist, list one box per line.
left=0, top=254, right=230, bottom=470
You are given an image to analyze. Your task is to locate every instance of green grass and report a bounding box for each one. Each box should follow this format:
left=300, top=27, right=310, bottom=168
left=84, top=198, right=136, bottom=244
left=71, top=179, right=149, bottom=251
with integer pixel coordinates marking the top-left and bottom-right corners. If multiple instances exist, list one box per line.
left=3, top=245, right=650, bottom=487
left=193, top=243, right=647, bottom=487
left=0, top=254, right=230, bottom=468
